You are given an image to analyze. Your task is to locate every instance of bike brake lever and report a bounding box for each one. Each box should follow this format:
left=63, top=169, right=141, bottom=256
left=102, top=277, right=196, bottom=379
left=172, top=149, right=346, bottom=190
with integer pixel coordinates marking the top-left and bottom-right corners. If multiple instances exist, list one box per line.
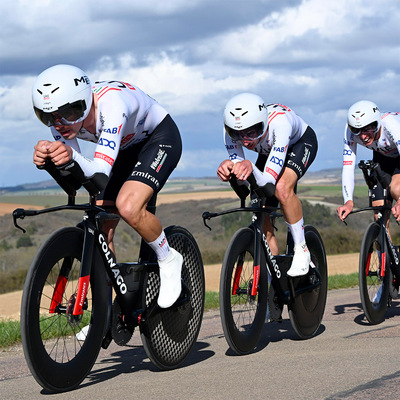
left=12, top=208, right=27, bottom=233
left=202, top=211, right=216, bottom=231
left=13, top=208, right=40, bottom=233
left=269, top=215, right=278, bottom=232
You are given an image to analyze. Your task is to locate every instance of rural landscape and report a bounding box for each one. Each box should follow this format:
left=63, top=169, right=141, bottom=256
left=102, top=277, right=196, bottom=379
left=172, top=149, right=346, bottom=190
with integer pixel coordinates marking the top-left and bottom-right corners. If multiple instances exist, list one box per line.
left=0, top=166, right=389, bottom=301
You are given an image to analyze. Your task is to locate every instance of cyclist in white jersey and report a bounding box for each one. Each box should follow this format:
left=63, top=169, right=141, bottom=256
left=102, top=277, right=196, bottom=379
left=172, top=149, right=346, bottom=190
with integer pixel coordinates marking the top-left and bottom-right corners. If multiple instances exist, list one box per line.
left=337, top=100, right=400, bottom=222
left=217, top=93, right=318, bottom=277
left=32, top=64, right=183, bottom=309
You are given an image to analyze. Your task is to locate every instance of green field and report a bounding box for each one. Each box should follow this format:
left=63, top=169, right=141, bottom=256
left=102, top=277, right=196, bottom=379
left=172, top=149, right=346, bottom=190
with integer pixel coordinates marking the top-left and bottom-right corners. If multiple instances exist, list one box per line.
left=297, top=184, right=368, bottom=199
left=0, top=183, right=368, bottom=207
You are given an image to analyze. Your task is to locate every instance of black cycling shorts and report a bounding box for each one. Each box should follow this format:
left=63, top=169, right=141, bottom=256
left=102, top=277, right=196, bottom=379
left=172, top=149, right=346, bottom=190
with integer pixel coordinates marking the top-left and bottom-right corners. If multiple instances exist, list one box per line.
left=98, top=114, right=182, bottom=202
left=255, top=126, right=318, bottom=179
left=371, top=151, right=400, bottom=202
left=255, top=126, right=318, bottom=206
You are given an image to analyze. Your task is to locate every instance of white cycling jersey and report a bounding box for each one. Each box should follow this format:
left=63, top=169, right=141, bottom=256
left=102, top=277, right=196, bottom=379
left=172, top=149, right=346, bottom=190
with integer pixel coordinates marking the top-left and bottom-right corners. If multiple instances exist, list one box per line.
left=342, top=112, right=400, bottom=203
left=224, top=103, right=308, bottom=185
left=50, top=80, right=168, bottom=178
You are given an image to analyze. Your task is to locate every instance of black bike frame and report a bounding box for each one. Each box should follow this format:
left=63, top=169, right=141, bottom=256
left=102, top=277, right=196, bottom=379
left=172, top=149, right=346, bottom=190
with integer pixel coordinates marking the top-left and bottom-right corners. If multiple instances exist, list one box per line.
left=203, top=196, right=321, bottom=304
left=13, top=197, right=159, bottom=325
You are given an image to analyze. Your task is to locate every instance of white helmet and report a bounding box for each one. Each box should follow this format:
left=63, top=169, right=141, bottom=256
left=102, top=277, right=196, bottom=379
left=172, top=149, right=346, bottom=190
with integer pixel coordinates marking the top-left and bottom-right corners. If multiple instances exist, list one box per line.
left=32, top=64, right=93, bottom=127
left=347, top=100, right=381, bottom=135
left=224, top=93, right=268, bottom=141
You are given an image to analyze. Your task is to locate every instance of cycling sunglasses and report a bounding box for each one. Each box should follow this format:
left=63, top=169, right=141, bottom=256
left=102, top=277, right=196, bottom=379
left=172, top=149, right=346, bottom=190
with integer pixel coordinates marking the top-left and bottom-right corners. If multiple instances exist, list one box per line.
left=225, top=122, right=265, bottom=142
left=34, top=100, right=87, bottom=127
left=348, top=121, right=379, bottom=136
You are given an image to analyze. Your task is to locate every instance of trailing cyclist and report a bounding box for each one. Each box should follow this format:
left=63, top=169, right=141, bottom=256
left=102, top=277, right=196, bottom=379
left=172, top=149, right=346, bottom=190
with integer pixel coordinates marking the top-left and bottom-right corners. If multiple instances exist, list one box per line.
left=217, top=93, right=318, bottom=277
left=337, top=100, right=400, bottom=224
left=32, top=64, right=183, bottom=309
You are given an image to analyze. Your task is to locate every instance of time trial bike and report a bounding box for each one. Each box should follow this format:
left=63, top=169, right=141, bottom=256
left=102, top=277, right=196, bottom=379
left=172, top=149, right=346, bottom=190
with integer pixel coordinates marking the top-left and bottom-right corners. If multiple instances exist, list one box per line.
left=202, top=175, right=327, bottom=355
left=14, top=160, right=205, bottom=392
left=344, top=160, right=400, bottom=324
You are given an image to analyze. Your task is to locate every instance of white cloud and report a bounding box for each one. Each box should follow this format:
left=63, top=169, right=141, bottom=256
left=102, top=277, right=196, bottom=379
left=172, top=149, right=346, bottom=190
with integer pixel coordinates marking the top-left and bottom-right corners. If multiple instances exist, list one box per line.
left=194, top=0, right=399, bottom=65
left=1, top=0, right=400, bottom=187
left=90, top=54, right=271, bottom=115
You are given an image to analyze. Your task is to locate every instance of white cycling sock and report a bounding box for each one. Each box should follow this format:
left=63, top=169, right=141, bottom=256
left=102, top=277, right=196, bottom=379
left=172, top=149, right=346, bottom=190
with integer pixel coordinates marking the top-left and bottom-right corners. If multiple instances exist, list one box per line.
left=146, top=230, right=170, bottom=260
left=286, top=217, right=305, bottom=246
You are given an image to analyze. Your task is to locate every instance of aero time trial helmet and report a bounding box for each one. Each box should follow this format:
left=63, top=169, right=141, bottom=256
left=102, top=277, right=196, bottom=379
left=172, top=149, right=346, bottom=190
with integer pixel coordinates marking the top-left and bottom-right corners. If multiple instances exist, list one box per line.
left=347, top=100, right=381, bottom=136
left=224, top=93, right=268, bottom=142
left=32, top=64, right=93, bottom=127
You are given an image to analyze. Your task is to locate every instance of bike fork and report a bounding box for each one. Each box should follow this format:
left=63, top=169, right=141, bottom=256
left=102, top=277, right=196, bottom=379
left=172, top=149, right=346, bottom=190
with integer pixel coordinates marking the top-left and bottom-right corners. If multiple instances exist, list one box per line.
left=251, top=229, right=262, bottom=297
left=73, top=222, right=95, bottom=315
left=49, top=222, right=95, bottom=316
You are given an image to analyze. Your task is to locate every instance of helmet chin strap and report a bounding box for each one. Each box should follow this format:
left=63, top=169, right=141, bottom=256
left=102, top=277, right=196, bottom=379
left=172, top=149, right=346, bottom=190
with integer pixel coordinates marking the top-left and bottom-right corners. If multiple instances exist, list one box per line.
left=79, top=120, right=85, bottom=132
left=373, top=127, right=381, bottom=141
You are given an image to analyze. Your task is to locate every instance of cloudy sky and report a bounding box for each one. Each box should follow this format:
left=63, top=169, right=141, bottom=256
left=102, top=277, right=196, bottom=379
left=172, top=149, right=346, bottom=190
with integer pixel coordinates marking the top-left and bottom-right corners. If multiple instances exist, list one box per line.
left=1, top=0, right=400, bottom=187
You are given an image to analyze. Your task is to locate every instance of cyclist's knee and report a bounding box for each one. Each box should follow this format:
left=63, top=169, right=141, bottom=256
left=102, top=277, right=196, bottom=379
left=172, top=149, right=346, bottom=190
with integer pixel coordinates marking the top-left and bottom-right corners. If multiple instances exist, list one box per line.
left=117, top=196, right=149, bottom=231
left=275, top=180, right=295, bottom=204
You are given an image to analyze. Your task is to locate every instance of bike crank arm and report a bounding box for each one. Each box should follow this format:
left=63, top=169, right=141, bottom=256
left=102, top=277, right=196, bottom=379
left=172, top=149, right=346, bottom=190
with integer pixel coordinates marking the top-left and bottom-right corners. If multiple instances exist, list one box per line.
left=138, top=280, right=191, bottom=325
left=287, top=264, right=323, bottom=301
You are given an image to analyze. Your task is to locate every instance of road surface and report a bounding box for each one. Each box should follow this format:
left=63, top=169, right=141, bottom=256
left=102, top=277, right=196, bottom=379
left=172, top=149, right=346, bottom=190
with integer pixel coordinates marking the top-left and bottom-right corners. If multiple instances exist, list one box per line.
left=1, top=287, right=400, bottom=399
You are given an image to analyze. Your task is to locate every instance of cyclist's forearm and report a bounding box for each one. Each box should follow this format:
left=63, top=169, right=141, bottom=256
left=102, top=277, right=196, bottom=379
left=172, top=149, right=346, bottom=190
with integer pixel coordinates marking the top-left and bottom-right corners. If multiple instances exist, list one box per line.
left=342, top=162, right=356, bottom=203
left=72, top=149, right=111, bottom=178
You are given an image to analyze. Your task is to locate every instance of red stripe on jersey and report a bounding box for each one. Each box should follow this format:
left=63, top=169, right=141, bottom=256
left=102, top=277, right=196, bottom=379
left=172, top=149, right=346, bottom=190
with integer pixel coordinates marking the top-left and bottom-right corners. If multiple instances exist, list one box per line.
left=268, top=111, right=285, bottom=123
left=96, top=87, right=122, bottom=100
left=343, top=161, right=353, bottom=166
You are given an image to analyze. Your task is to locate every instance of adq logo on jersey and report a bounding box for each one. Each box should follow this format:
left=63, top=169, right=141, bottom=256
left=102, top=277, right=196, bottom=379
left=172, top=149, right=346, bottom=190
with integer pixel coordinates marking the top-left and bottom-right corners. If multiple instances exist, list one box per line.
left=270, top=156, right=283, bottom=167
left=98, top=138, right=116, bottom=150
left=99, top=233, right=127, bottom=294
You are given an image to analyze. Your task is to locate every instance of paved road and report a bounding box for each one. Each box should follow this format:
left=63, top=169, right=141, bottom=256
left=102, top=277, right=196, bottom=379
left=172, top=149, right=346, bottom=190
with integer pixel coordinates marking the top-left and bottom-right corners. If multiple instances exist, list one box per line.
left=1, top=287, right=400, bottom=400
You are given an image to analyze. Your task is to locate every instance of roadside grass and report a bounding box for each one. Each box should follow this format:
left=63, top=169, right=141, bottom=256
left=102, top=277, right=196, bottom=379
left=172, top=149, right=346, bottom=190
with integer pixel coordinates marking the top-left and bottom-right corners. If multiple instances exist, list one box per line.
left=328, top=272, right=359, bottom=290
left=0, top=273, right=359, bottom=350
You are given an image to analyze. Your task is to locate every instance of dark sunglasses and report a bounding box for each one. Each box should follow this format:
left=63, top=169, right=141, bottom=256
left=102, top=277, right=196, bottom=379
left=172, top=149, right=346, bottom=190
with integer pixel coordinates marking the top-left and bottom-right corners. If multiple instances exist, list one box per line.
left=348, top=121, right=379, bottom=136
left=225, top=122, right=265, bottom=142
left=34, top=100, right=87, bottom=127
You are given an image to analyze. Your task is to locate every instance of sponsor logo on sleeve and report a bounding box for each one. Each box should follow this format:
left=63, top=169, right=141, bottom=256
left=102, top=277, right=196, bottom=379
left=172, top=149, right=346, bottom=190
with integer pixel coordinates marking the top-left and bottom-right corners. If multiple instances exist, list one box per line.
left=95, top=152, right=114, bottom=166
left=150, top=149, right=167, bottom=172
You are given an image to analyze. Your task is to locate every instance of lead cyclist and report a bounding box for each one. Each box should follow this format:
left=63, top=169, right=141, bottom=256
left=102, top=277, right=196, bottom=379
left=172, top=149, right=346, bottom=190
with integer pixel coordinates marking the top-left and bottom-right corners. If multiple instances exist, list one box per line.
left=32, top=64, right=183, bottom=310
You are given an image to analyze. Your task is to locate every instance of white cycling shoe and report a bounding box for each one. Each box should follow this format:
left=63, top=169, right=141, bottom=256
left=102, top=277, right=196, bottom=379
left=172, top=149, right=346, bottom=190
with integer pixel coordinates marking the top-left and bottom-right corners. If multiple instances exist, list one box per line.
left=287, top=242, right=310, bottom=277
left=76, top=324, right=89, bottom=341
left=157, top=248, right=183, bottom=308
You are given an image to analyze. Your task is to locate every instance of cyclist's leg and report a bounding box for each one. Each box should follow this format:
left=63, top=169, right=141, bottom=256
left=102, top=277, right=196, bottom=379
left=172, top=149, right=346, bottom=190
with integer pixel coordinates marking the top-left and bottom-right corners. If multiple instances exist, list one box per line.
left=276, top=127, right=318, bottom=277
left=117, top=115, right=183, bottom=308
left=275, top=168, right=310, bottom=276
left=255, top=155, right=280, bottom=253
left=391, top=173, right=400, bottom=220
left=372, top=153, right=400, bottom=239
left=369, top=154, right=399, bottom=302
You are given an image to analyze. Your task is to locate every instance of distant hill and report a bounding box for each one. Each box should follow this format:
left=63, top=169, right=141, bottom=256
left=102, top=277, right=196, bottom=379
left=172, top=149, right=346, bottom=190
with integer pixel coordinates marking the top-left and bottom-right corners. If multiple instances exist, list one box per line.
left=301, top=167, right=366, bottom=185
left=0, top=167, right=366, bottom=196
left=0, top=179, right=58, bottom=195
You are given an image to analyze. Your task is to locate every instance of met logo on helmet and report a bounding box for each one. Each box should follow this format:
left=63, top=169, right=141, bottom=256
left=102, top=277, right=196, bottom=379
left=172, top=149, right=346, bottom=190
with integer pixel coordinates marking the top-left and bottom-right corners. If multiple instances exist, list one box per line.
left=74, top=75, right=90, bottom=87
left=258, top=103, right=267, bottom=111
